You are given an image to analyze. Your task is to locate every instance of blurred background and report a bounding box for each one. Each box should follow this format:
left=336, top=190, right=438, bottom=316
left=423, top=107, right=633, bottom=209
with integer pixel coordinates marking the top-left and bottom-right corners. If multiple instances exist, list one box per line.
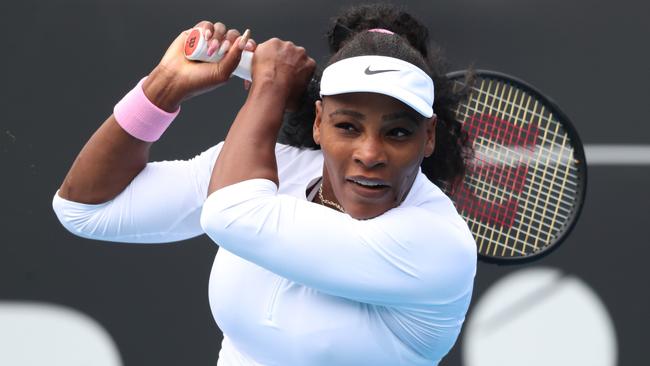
left=1, top=0, right=648, bottom=365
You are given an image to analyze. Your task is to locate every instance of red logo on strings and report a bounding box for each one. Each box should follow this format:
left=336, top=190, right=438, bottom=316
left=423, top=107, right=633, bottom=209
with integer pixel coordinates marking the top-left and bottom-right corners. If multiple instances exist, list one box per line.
left=454, top=113, right=539, bottom=228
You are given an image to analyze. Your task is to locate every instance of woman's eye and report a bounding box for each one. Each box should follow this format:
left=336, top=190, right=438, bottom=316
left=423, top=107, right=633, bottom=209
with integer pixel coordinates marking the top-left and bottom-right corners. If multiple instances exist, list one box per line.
left=335, top=123, right=358, bottom=133
left=389, top=128, right=412, bottom=138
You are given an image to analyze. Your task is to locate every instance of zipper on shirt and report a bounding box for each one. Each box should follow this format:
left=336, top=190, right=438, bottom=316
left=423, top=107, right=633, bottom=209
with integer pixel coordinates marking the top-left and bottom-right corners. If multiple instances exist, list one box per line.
left=265, top=277, right=283, bottom=322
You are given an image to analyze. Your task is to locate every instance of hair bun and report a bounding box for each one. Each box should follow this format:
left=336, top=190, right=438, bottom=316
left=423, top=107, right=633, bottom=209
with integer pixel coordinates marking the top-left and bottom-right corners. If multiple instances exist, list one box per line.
left=328, top=22, right=354, bottom=53
left=326, top=4, right=429, bottom=57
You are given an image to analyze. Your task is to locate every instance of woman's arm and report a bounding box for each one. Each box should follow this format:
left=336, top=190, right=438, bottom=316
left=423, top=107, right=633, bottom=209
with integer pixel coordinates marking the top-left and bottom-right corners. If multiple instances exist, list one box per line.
left=58, top=21, right=253, bottom=204
left=201, top=178, right=477, bottom=305
left=208, top=38, right=315, bottom=193
left=57, top=70, right=177, bottom=204
left=53, top=22, right=255, bottom=242
left=53, top=143, right=222, bottom=243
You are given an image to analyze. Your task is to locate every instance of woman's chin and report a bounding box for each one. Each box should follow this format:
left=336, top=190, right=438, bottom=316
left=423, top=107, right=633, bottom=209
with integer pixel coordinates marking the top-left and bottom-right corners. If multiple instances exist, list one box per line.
left=344, top=202, right=391, bottom=220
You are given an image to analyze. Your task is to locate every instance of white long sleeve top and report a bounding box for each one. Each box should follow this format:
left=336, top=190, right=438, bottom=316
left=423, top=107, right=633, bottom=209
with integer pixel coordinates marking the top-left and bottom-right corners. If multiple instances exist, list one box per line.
left=52, top=142, right=477, bottom=366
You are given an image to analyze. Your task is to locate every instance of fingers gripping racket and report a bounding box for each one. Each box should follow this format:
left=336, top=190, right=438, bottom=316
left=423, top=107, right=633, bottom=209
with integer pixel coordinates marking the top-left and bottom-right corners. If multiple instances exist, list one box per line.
left=184, top=28, right=253, bottom=80
left=446, top=70, right=587, bottom=264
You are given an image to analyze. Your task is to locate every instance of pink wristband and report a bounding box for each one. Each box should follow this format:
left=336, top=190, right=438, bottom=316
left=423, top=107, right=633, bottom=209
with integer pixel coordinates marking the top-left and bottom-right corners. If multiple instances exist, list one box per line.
left=113, top=77, right=180, bottom=142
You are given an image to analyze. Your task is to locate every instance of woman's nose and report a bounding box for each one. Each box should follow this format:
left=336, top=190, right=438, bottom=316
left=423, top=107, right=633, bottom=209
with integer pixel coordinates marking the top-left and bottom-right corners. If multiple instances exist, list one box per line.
left=353, top=136, right=388, bottom=169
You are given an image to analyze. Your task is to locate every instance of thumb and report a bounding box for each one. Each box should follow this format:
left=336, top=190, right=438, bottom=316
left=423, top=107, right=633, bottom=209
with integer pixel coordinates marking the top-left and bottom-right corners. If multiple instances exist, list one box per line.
left=216, top=30, right=250, bottom=79
left=171, top=29, right=192, bottom=53
left=158, top=29, right=192, bottom=65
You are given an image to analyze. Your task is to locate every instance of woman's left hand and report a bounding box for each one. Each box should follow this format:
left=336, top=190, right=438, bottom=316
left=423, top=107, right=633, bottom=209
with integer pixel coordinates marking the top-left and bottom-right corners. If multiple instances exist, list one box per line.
left=249, top=38, right=316, bottom=111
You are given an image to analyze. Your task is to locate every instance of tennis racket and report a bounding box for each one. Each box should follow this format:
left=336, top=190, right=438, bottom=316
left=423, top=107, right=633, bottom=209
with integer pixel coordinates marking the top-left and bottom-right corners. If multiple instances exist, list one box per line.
left=446, top=70, right=587, bottom=264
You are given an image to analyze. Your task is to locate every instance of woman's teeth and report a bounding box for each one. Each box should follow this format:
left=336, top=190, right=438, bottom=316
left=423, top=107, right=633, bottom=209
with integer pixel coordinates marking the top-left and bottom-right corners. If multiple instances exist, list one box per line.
left=351, top=179, right=386, bottom=188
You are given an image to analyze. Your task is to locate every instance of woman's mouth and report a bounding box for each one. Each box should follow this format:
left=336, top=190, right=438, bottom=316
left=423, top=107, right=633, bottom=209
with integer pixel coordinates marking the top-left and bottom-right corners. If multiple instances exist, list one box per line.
left=346, top=176, right=391, bottom=198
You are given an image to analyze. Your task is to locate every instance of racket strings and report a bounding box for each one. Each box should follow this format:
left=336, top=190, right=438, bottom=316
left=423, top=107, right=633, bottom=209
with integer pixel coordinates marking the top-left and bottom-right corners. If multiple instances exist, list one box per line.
left=451, top=77, right=582, bottom=258
left=492, top=83, right=572, bottom=255
left=464, top=177, right=571, bottom=222
left=493, top=83, right=568, bottom=254
left=464, top=79, right=537, bottom=256
left=462, top=93, right=576, bottom=164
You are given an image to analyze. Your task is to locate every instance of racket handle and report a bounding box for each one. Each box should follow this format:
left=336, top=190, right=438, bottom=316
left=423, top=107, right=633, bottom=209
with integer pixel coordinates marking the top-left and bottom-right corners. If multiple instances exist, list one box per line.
left=183, top=28, right=253, bottom=81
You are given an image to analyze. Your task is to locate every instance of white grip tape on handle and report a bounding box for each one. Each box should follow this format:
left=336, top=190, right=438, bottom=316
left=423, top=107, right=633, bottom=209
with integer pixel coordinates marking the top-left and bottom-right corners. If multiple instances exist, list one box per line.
left=184, top=28, right=253, bottom=81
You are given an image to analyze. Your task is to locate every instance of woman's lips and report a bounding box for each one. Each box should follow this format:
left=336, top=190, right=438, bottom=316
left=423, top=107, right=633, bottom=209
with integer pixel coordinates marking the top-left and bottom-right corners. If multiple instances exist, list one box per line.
left=346, top=176, right=391, bottom=199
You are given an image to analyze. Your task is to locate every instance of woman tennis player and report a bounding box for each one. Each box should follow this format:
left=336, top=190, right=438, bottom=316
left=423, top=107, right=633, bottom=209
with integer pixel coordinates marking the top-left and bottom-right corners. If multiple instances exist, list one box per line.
left=53, top=4, right=477, bottom=365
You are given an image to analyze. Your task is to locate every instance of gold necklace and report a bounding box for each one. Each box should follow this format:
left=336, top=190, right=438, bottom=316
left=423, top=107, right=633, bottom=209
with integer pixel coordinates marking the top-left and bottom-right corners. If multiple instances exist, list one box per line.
left=318, top=183, right=345, bottom=213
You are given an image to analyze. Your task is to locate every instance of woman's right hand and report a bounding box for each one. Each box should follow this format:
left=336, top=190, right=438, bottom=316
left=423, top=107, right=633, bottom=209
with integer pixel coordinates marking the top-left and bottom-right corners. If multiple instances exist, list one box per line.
left=143, top=21, right=256, bottom=112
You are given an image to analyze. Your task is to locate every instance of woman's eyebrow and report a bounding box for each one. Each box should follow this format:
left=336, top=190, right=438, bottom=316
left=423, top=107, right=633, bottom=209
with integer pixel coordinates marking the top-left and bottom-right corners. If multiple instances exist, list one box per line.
left=329, top=109, right=365, bottom=120
left=382, top=111, right=420, bottom=125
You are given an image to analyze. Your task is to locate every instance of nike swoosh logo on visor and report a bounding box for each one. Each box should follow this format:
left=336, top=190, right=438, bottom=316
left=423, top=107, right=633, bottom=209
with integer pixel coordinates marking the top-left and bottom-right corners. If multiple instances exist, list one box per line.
left=364, top=66, right=400, bottom=75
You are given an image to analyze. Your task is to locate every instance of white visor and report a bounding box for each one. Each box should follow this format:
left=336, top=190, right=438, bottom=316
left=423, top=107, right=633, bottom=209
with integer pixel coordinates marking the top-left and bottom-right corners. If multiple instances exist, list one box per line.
left=319, top=55, right=434, bottom=118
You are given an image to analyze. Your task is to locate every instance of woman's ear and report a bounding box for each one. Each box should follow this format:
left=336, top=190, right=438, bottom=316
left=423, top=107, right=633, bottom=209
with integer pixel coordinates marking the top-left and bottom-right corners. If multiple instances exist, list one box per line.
left=313, top=100, right=323, bottom=145
left=424, top=114, right=437, bottom=158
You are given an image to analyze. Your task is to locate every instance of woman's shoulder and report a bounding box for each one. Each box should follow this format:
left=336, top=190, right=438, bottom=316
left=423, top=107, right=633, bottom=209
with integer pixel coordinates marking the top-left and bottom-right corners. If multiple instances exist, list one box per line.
left=402, top=172, right=475, bottom=240
left=275, top=143, right=323, bottom=180
left=403, top=172, right=457, bottom=213
left=275, top=142, right=322, bottom=161
left=192, top=142, right=320, bottom=170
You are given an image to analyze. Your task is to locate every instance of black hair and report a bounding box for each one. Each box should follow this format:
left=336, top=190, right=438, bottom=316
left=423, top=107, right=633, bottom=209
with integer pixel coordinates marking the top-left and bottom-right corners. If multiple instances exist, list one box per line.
left=279, top=3, right=473, bottom=191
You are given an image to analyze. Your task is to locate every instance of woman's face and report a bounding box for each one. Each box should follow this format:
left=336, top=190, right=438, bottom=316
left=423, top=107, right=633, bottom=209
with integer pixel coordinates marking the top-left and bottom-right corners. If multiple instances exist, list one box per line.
left=313, top=92, right=436, bottom=220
